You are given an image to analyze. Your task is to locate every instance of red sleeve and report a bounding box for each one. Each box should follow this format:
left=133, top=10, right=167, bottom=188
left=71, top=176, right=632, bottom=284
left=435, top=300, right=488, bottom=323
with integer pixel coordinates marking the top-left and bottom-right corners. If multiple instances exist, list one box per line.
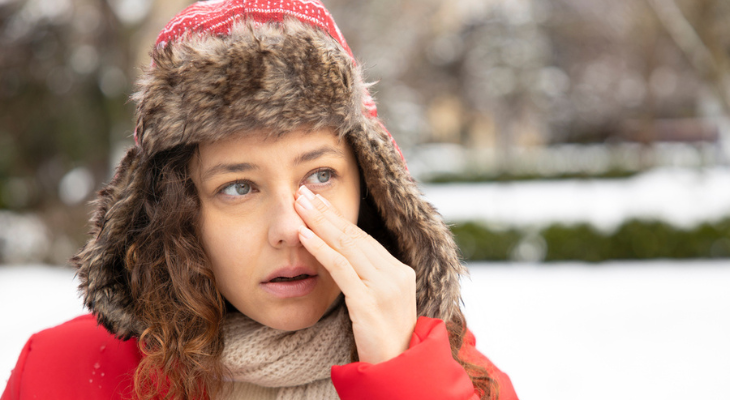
left=331, top=317, right=479, bottom=400
left=1, top=337, right=31, bottom=400
left=1, top=314, right=141, bottom=400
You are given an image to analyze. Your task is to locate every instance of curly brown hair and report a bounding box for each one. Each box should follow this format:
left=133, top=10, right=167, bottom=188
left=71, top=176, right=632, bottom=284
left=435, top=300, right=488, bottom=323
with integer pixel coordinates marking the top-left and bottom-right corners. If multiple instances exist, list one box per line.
left=115, top=144, right=225, bottom=400
left=109, top=139, right=498, bottom=400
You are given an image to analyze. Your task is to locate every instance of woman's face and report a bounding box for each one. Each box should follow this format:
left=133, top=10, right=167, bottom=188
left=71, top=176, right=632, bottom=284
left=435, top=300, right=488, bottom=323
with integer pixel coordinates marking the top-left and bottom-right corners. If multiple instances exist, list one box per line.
left=190, top=128, right=360, bottom=331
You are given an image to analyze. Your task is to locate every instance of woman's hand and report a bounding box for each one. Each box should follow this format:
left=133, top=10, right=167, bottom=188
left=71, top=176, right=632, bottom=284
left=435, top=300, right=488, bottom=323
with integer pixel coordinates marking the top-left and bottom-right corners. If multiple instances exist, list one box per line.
left=294, top=185, right=417, bottom=364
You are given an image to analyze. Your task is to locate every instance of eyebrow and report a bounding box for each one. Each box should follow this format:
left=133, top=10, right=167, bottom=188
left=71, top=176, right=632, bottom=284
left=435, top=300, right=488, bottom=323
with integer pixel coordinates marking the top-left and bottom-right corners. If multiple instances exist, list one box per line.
left=293, top=146, right=345, bottom=165
left=201, top=162, right=259, bottom=181
left=200, top=146, right=345, bottom=181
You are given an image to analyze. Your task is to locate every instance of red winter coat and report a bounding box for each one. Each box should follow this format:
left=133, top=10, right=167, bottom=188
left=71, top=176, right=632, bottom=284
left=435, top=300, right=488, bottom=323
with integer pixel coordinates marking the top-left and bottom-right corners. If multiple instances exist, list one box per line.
left=2, top=315, right=517, bottom=400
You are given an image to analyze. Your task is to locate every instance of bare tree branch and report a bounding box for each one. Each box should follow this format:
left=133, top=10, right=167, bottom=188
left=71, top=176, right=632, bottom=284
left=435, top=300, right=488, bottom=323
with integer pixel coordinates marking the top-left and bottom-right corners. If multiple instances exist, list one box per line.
left=645, top=0, right=717, bottom=74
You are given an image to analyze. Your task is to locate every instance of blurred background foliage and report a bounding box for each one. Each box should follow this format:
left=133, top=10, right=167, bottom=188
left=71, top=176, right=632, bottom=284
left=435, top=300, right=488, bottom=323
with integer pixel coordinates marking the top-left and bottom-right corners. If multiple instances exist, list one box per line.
left=452, top=218, right=730, bottom=262
left=0, top=0, right=729, bottom=264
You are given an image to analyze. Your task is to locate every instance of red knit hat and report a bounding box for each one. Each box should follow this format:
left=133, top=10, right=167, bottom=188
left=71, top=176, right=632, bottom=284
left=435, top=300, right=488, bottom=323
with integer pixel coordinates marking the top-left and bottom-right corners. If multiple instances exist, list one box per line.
left=156, top=0, right=354, bottom=59
left=132, top=0, right=399, bottom=158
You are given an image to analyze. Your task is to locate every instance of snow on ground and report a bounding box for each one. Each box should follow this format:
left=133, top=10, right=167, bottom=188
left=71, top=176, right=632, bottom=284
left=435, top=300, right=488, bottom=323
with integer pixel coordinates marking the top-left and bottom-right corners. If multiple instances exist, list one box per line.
left=0, top=265, right=86, bottom=378
left=2, top=262, right=729, bottom=400
left=420, top=167, right=730, bottom=230
left=461, top=261, right=730, bottom=400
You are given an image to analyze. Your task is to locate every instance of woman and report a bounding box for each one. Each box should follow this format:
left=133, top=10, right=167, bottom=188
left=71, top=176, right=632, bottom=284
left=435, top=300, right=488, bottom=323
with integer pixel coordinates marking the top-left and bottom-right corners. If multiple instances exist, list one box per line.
left=2, top=1, right=518, bottom=399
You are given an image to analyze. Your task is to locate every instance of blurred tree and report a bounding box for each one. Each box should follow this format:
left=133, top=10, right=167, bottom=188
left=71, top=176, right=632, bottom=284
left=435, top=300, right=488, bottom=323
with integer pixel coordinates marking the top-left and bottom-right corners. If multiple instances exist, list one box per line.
left=1, top=0, right=728, bottom=262
left=0, top=0, right=133, bottom=212
left=0, top=0, right=175, bottom=262
left=647, top=0, right=730, bottom=113
left=328, top=0, right=730, bottom=149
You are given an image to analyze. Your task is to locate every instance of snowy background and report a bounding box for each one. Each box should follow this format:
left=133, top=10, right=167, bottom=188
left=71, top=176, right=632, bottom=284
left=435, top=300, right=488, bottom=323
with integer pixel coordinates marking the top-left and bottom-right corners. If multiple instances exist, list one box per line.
left=2, top=262, right=729, bottom=400
left=2, top=168, right=730, bottom=399
left=421, top=167, right=730, bottom=231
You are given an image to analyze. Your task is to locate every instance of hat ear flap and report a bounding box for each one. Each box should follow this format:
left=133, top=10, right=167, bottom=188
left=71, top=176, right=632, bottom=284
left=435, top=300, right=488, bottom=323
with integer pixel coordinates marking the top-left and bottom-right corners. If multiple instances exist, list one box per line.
left=346, top=119, right=466, bottom=323
left=73, top=146, right=147, bottom=340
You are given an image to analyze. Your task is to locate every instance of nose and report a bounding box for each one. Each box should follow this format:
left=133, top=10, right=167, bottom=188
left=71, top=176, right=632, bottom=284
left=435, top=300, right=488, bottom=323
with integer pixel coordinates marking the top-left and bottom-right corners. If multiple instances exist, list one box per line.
left=268, top=189, right=305, bottom=248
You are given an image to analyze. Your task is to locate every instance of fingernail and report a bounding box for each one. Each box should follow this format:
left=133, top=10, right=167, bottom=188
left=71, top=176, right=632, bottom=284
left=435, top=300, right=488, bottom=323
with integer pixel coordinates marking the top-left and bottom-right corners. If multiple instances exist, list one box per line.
left=299, top=226, right=314, bottom=239
left=316, top=194, right=331, bottom=208
left=297, top=195, right=313, bottom=210
left=299, top=185, right=315, bottom=200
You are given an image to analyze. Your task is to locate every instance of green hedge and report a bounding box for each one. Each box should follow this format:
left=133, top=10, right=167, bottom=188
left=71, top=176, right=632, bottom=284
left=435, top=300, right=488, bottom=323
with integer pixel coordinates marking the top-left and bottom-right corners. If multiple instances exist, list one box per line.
left=450, top=218, right=730, bottom=262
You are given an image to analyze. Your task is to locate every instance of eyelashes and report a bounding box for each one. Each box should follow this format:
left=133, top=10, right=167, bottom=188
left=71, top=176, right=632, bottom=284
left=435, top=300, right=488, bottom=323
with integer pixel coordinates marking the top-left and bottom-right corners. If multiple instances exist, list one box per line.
left=220, top=181, right=253, bottom=196
left=216, top=168, right=338, bottom=199
left=304, top=168, right=336, bottom=186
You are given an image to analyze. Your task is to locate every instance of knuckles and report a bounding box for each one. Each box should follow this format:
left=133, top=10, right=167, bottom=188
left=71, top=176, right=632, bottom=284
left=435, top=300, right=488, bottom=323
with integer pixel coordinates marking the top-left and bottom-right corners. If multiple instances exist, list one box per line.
left=333, top=221, right=366, bottom=252
left=332, top=254, right=351, bottom=271
left=342, top=223, right=363, bottom=239
left=309, top=211, right=328, bottom=226
left=314, top=199, right=329, bottom=213
left=337, top=234, right=357, bottom=251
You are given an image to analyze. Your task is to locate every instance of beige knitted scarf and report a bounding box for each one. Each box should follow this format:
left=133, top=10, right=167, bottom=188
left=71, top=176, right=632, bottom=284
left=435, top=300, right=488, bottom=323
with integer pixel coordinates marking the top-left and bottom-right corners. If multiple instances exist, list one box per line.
left=219, top=302, right=354, bottom=400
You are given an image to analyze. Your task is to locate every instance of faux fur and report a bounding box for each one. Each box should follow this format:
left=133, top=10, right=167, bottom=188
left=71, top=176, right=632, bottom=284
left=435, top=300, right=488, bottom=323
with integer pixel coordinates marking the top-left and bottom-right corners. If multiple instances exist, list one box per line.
left=133, top=20, right=363, bottom=157
left=74, top=18, right=466, bottom=339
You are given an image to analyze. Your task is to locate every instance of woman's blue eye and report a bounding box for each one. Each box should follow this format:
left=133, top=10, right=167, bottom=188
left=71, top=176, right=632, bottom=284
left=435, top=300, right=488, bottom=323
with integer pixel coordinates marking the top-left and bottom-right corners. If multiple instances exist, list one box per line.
left=315, top=170, right=331, bottom=183
left=221, top=182, right=251, bottom=196
left=307, top=169, right=332, bottom=184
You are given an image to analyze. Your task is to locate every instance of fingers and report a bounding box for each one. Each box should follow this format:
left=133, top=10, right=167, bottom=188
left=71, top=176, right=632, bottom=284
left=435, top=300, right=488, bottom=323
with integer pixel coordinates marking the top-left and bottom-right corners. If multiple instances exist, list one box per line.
left=294, top=186, right=418, bottom=365
left=297, top=225, right=365, bottom=296
left=295, top=186, right=392, bottom=267
left=295, top=187, right=383, bottom=273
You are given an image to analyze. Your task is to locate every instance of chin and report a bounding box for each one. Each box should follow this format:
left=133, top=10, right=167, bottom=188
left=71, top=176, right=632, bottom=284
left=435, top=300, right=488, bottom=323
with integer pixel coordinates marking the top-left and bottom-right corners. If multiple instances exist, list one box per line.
left=232, top=290, right=342, bottom=331
left=260, top=305, right=325, bottom=331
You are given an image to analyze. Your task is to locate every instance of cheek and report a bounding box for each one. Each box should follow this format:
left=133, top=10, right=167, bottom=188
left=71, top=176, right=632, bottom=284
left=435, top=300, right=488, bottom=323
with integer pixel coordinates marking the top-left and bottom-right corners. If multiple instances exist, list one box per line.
left=199, top=208, right=258, bottom=281
left=199, top=210, right=221, bottom=261
left=342, top=196, right=360, bottom=224
left=338, top=172, right=361, bottom=224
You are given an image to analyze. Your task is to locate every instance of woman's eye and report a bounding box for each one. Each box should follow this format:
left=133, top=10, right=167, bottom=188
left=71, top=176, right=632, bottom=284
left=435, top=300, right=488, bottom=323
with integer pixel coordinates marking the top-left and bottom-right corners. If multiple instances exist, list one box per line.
left=221, top=182, right=251, bottom=196
left=306, top=169, right=332, bottom=184
left=316, top=170, right=331, bottom=183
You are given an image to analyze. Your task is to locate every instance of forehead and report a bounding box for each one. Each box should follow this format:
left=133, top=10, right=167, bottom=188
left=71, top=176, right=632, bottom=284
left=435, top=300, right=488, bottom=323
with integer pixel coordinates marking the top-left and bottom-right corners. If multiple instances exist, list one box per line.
left=192, top=127, right=353, bottom=170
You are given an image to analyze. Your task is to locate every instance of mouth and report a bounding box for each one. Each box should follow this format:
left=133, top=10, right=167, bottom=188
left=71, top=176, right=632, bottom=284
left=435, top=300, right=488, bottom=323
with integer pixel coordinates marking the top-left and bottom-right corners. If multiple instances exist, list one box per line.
left=260, top=267, right=318, bottom=298
left=268, top=274, right=313, bottom=283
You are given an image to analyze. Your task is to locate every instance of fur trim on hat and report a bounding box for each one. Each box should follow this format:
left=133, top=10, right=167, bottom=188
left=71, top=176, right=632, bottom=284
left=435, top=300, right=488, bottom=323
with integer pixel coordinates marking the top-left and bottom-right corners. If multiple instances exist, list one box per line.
left=74, top=18, right=465, bottom=339
left=133, top=19, right=364, bottom=157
